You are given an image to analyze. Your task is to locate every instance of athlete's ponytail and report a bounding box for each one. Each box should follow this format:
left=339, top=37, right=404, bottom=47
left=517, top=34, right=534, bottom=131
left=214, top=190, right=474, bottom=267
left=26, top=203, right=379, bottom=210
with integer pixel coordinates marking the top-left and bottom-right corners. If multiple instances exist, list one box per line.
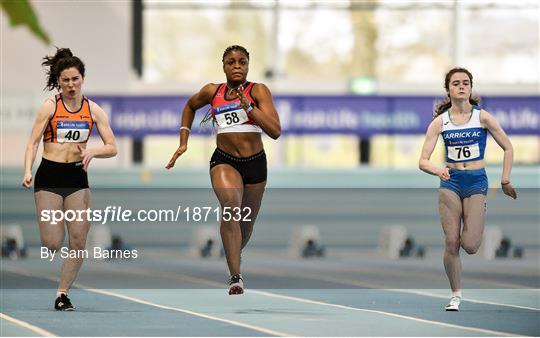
left=433, top=67, right=480, bottom=118
left=42, top=47, right=85, bottom=91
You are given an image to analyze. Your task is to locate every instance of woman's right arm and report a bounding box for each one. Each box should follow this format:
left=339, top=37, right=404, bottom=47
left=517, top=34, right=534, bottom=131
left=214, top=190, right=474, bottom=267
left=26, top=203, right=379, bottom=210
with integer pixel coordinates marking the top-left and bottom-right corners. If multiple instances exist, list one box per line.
left=418, top=116, right=450, bottom=180
left=22, top=99, right=55, bottom=188
left=166, top=84, right=215, bottom=169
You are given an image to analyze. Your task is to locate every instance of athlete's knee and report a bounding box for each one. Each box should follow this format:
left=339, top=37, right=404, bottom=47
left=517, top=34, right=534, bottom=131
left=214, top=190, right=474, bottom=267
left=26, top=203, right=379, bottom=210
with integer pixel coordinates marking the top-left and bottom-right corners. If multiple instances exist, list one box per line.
left=218, top=200, right=242, bottom=228
left=220, top=198, right=241, bottom=210
left=220, top=218, right=240, bottom=234
left=68, top=234, right=87, bottom=251
left=444, top=236, right=460, bottom=255
left=42, top=240, right=63, bottom=252
left=461, top=238, right=481, bottom=255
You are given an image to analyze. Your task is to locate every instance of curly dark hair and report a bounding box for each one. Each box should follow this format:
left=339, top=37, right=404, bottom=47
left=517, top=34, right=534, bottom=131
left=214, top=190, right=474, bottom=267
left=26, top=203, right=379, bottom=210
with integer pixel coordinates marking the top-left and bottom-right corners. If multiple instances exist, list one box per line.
left=41, top=47, right=85, bottom=91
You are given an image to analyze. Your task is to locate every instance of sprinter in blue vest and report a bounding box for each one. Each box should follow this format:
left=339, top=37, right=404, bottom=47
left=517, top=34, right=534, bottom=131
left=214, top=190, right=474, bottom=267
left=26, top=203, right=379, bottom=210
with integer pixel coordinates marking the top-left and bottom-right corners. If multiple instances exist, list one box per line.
left=419, top=67, right=517, bottom=311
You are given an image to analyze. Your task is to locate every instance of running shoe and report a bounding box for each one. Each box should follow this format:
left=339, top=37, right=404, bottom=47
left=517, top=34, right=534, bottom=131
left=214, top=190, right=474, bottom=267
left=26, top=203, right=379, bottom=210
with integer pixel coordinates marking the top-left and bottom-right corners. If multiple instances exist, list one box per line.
left=228, top=274, right=244, bottom=295
left=445, top=296, right=461, bottom=311
left=54, top=294, right=75, bottom=311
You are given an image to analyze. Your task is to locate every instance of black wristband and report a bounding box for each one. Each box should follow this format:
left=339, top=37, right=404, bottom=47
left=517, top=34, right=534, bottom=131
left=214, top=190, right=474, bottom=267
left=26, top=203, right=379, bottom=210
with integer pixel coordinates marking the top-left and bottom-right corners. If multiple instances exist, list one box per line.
left=501, top=181, right=511, bottom=185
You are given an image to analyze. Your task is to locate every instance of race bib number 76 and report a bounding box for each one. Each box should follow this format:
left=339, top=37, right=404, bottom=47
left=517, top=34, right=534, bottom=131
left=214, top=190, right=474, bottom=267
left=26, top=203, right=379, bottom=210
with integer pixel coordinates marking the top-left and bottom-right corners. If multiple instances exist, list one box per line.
left=447, top=143, right=480, bottom=161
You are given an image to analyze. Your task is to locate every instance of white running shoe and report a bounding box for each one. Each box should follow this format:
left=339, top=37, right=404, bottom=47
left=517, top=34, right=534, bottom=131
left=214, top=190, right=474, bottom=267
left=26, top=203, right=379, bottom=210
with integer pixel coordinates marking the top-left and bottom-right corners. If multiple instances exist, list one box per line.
left=445, top=296, right=461, bottom=311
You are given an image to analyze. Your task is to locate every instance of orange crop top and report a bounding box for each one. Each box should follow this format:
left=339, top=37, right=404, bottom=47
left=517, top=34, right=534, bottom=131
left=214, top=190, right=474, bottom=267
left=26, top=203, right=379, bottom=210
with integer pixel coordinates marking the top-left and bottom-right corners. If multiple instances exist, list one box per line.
left=43, top=94, right=94, bottom=143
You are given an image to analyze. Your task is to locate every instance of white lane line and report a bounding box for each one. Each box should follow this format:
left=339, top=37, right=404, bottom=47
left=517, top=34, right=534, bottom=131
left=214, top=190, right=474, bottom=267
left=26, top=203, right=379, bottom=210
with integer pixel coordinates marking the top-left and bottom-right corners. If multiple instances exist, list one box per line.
left=3, top=267, right=291, bottom=337
left=110, top=264, right=534, bottom=335
left=289, top=271, right=540, bottom=312
left=83, top=288, right=291, bottom=337
left=250, top=290, right=520, bottom=337
left=30, top=264, right=526, bottom=337
left=179, top=261, right=539, bottom=312
left=0, top=312, right=56, bottom=337
left=387, top=289, right=540, bottom=312
left=4, top=265, right=531, bottom=336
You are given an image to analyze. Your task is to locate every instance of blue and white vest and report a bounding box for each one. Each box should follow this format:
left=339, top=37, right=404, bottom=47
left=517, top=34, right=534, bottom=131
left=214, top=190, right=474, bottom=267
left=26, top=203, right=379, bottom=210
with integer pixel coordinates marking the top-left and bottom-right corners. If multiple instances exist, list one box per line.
left=441, top=107, right=487, bottom=163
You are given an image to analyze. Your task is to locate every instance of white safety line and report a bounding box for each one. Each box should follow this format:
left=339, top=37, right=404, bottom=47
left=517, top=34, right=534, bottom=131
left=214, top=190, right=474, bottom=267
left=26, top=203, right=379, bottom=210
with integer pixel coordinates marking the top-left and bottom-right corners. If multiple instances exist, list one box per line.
left=285, top=271, right=540, bottom=312
left=0, top=312, right=56, bottom=337
left=106, top=264, right=537, bottom=334
left=250, top=290, right=520, bottom=337
left=3, top=267, right=291, bottom=337
left=166, top=260, right=539, bottom=312
left=4, top=265, right=533, bottom=336
left=387, top=289, right=540, bottom=312
left=83, top=287, right=291, bottom=337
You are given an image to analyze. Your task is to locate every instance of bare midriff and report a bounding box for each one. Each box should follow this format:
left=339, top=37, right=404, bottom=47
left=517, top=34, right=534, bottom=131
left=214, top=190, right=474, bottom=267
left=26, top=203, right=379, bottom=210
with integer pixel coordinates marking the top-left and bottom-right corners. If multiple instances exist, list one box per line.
left=216, top=132, right=263, bottom=157
left=446, top=159, right=485, bottom=170
left=42, top=142, right=86, bottom=163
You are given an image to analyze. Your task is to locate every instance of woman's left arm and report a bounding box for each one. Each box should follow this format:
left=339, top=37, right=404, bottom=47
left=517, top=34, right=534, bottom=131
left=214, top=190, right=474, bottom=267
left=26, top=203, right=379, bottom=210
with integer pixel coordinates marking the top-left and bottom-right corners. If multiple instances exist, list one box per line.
left=481, top=109, right=517, bottom=199
left=78, top=101, right=118, bottom=170
left=238, top=83, right=281, bottom=139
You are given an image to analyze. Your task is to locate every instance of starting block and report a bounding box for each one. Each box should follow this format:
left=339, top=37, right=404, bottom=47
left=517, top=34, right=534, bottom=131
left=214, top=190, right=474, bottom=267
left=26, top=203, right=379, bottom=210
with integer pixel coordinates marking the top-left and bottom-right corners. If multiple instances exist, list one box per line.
left=1, top=224, right=27, bottom=259
left=190, top=225, right=221, bottom=258
left=379, top=225, right=425, bottom=259
left=481, top=226, right=524, bottom=259
left=289, top=225, right=325, bottom=258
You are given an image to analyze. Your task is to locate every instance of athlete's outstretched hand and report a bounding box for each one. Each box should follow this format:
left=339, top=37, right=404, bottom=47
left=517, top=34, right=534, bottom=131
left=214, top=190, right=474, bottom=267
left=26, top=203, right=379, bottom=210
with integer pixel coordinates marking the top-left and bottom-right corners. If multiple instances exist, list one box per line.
left=501, top=182, right=517, bottom=200
left=437, top=167, right=451, bottom=181
left=22, top=173, right=33, bottom=188
left=77, top=144, right=96, bottom=172
left=166, top=145, right=187, bottom=169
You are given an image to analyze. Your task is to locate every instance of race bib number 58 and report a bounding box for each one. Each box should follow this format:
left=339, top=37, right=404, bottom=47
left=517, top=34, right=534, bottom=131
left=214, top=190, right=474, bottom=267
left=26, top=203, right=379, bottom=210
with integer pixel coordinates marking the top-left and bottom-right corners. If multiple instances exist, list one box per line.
left=56, top=121, right=90, bottom=143
left=214, top=103, right=249, bottom=128
left=447, top=143, right=480, bottom=161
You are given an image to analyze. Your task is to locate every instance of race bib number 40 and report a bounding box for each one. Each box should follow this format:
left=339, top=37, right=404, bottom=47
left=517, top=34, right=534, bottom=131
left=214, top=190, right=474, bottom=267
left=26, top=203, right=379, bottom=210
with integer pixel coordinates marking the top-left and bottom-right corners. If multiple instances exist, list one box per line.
left=447, top=143, right=480, bottom=161
left=56, top=121, right=90, bottom=143
left=214, top=103, right=249, bottom=128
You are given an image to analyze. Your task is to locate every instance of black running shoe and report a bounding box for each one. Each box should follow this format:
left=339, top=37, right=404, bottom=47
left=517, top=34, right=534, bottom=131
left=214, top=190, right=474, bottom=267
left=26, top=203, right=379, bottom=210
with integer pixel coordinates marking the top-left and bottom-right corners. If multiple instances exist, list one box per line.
left=228, top=274, right=244, bottom=295
left=54, top=294, right=74, bottom=311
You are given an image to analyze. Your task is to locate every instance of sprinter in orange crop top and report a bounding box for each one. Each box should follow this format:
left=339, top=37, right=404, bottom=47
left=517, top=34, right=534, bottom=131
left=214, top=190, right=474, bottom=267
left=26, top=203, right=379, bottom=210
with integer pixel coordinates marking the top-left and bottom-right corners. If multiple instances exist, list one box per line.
left=22, top=48, right=117, bottom=311
left=166, top=45, right=281, bottom=295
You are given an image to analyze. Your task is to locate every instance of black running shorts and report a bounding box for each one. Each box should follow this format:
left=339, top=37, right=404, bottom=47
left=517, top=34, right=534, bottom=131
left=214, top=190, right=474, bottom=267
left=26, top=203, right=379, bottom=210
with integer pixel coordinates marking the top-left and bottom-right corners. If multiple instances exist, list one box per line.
left=209, top=148, right=267, bottom=185
left=34, top=158, right=89, bottom=198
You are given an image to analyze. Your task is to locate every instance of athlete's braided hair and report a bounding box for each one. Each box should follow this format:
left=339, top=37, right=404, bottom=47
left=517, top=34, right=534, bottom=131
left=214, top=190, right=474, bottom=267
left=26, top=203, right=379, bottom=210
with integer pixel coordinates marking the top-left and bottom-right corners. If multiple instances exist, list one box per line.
left=42, top=47, right=85, bottom=91
left=434, top=67, right=480, bottom=118
left=222, top=45, right=249, bottom=62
